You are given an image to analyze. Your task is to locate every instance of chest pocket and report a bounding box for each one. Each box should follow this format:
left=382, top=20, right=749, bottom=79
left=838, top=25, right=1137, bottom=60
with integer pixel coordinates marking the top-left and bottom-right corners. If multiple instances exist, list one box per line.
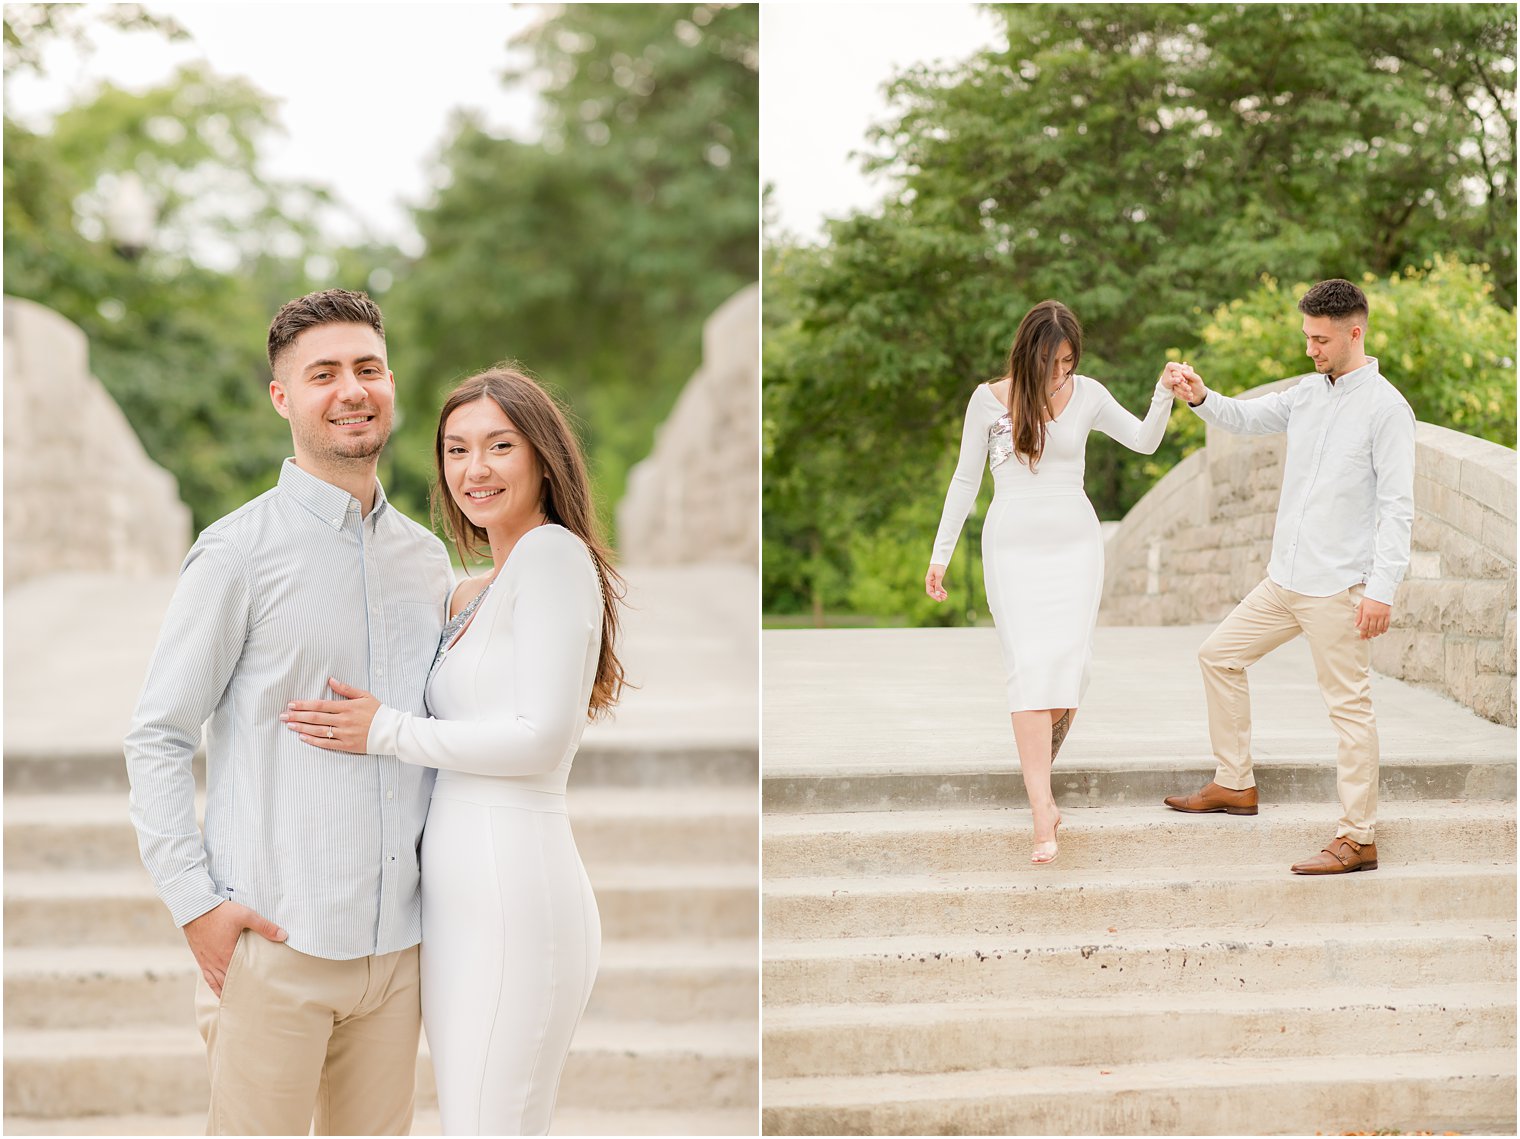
left=390, top=600, right=446, bottom=712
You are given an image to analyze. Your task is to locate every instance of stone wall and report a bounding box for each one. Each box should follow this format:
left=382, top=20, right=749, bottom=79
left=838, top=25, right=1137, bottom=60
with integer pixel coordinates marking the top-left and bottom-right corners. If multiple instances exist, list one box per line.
left=617, top=284, right=758, bottom=565
left=1101, top=376, right=1517, bottom=726
left=4, top=296, right=191, bottom=590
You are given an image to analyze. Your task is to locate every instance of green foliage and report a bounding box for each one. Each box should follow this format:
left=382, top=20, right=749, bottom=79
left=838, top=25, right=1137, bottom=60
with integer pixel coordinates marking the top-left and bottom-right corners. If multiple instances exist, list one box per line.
left=384, top=3, right=758, bottom=534
left=5, top=4, right=757, bottom=542
left=3, top=58, right=335, bottom=528
left=1194, top=258, right=1517, bottom=445
left=764, top=3, right=1516, bottom=623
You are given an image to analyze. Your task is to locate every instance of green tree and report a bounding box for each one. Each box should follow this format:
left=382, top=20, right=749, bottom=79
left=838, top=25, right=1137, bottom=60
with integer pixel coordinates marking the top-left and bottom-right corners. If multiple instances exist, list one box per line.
left=4, top=51, right=350, bottom=529
left=1192, top=258, right=1517, bottom=446
left=385, top=3, right=759, bottom=534
left=764, top=3, right=1515, bottom=621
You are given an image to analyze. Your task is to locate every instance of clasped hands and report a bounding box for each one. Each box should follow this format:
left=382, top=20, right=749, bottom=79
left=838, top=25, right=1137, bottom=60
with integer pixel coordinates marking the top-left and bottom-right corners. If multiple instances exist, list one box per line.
left=1160, top=360, right=1205, bottom=404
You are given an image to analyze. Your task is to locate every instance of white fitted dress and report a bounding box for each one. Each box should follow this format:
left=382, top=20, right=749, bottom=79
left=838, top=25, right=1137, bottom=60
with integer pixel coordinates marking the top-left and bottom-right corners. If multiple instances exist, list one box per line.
left=931, top=375, right=1172, bottom=711
left=366, top=524, right=602, bottom=1136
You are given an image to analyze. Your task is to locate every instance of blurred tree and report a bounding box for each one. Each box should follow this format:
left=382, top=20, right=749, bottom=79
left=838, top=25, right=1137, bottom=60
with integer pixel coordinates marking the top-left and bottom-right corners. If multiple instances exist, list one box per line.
left=4, top=52, right=348, bottom=529
left=386, top=3, right=759, bottom=536
left=764, top=2, right=1515, bottom=621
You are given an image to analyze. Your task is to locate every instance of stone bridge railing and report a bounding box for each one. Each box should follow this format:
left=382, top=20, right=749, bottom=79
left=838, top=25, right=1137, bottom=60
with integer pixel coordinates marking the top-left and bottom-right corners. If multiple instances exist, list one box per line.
left=4, top=297, right=191, bottom=590
left=617, top=283, right=758, bottom=565
left=1100, top=377, right=1517, bottom=726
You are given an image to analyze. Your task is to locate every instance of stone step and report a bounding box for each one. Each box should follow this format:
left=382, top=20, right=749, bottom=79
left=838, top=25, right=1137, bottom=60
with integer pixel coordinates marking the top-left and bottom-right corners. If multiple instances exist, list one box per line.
left=762, top=983, right=1515, bottom=1079
left=3, top=737, right=758, bottom=794
left=3, top=787, right=759, bottom=872
left=764, top=755, right=1516, bottom=814
left=762, top=920, right=1515, bottom=1006
left=759, top=1049, right=1516, bottom=1135
left=3, top=1019, right=758, bottom=1119
left=4, top=938, right=757, bottom=1030
left=762, top=800, right=1516, bottom=877
left=4, top=864, right=758, bottom=947
left=3, top=1106, right=760, bottom=1135
left=764, top=862, right=1515, bottom=941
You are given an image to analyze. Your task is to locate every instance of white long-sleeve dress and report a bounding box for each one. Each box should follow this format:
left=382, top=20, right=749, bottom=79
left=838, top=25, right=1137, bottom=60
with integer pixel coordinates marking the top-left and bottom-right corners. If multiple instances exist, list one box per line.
left=931, top=375, right=1172, bottom=711
left=366, top=523, right=601, bottom=1136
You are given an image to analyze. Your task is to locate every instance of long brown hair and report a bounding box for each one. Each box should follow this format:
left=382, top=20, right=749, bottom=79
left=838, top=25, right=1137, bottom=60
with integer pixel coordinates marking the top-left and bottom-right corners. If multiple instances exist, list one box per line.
left=433, top=366, right=627, bottom=720
left=1001, top=300, right=1083, bottom=471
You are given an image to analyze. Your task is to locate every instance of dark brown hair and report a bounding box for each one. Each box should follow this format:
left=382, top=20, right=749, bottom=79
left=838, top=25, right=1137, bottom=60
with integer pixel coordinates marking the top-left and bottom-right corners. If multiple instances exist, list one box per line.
left=267, top=289, right=386, bottom=374
left=1000, top=300, right=1083, bottom=471
left=1298, top=279, right=1369, bottom=325
left=433, top=366, right=627, bottom=720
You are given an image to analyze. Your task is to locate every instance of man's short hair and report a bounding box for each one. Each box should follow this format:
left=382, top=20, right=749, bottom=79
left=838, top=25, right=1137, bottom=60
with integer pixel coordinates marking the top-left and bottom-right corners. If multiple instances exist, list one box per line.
left=267, top=289, right=386, bottom=374
left=1298, top=279, right=1369, bottom=325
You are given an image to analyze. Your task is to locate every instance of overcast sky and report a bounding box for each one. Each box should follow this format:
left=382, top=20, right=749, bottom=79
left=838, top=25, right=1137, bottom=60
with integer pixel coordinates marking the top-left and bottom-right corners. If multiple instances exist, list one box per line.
left=9, top=3, right=1002, bottom=252
left=6, top=3, right=546, bottom=257
left=762, top=3, right=1000, bottom=242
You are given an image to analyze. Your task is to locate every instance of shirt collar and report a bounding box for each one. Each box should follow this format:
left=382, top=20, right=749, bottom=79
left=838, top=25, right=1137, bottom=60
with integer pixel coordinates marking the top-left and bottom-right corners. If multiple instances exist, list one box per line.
left=277, top=457, right=390, bottom=531
left=1326, top=356, right=1379, bottom=394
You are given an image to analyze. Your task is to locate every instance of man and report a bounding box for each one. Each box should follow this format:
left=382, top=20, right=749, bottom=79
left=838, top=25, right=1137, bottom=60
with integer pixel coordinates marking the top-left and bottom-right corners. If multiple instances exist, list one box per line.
left=1162, top=278, right=1416, bottom=875
left=125, top=289, right=454, bottom=1134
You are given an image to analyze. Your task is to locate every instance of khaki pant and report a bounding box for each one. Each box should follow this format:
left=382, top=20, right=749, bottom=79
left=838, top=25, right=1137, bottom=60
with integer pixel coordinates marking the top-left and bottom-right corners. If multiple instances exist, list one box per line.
left=194, top=932, right=421, bottom=1136
left=1199, top=578, right=1379, bottom=842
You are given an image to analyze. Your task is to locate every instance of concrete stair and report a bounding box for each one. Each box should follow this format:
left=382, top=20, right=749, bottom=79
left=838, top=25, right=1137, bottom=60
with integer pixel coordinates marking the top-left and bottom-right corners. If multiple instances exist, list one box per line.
left=761, top=626, right=1517, bottom=1135
left=4, top=566, right=760, bottom=1135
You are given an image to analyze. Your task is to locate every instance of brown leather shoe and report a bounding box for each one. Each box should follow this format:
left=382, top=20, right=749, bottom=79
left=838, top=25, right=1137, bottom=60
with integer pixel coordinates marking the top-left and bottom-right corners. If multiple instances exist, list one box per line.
left=1163, top=781, right=1258, bottom=815
left=1291, top=836, right=1378, bottom=875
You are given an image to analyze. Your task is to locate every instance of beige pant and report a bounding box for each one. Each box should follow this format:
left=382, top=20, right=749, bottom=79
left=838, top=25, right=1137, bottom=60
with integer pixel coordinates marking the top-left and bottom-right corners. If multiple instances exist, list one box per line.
left=194, top=931, right=421, bottom=1136
left=1199, top=578, right=1378, bottom=842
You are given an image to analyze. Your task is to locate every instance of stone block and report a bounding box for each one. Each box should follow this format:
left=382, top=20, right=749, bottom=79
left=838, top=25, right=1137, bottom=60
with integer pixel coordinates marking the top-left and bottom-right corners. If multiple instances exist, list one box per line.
left=1460, top=581, right=1511, bottom=638
left=1415, top=434, right=1462, bottom=489
left=1444, top=639, right=1478, bottom=707
left=1460, top=455, right=1518, bottom=522
left=1373, top=629, right=1444, bottom=685
left=1505, top=611, right=1517, bottom=672
left=1481, top=510, right=1517, bottom=566
left=1398, top=580, right=1465, bottom=631
left=1470, top=673, right=1517, bottom=728
left=1427, top=522, right=1511, bottom=580
left=1409, top=512, right=1446, bottom=553
left=1407, top=551, right=1442, bottom=579
left=1476, top=637, right=1507, bottom=675
left=1417, top=479, right=1488, bottom=538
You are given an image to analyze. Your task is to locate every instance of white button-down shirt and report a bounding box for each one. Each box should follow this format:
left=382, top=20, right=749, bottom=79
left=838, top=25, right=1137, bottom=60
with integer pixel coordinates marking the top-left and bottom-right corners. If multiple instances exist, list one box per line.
left=1193, top=357, right=1415, bottom=604
left=125, top=459, right=454, bottom=960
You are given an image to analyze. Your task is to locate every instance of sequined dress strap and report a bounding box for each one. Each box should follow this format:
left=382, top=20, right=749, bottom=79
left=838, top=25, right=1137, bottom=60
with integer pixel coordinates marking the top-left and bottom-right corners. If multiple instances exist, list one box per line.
left=431, top=581, right=493, bottom=673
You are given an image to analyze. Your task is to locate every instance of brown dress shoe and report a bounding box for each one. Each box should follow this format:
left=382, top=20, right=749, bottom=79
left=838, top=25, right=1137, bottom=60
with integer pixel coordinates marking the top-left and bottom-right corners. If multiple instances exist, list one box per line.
left=1163, top=781, right=1259, bottom=815
left=1291, top=836, right=1378, bottom=875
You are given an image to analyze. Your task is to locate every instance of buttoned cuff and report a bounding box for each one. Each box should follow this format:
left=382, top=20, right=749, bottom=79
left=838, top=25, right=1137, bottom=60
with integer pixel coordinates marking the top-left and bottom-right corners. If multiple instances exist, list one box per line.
left=1364, top=577, right=1400, bottom=606
left=164, top=874, right=227, bottom=929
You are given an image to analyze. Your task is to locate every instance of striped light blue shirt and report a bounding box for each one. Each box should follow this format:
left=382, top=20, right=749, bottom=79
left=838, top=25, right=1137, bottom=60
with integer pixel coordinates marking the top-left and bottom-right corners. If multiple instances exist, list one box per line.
left=125, top=458, right=454, bottom=960
left=1192, top=357, right=1416, bottom=604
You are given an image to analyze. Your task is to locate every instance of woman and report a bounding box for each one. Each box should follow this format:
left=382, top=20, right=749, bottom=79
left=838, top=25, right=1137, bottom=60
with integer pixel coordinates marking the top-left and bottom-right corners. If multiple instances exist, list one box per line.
left=282, top=366, right=626, bottom=1134
left=925, top=300, right=1180, bottom=865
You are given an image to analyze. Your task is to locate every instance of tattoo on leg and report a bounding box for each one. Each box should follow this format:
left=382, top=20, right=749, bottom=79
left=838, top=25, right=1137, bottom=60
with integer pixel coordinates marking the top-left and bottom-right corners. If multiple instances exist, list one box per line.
left=1050, top=709, right=1072, bottom=763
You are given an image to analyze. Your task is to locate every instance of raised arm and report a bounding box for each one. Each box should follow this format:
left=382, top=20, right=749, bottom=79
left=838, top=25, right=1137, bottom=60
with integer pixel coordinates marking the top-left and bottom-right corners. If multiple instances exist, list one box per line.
left=929, top=389, right=994, bottom=568
left=1090, top=374, right=1175, bottom=455
left=1185, top=369, right=1300, bottom=436
left=125, top=533, right=249, bottom=928
left=1365, top=402, right=1417, bottom=605
left=365, top=528, right=599, bottom=776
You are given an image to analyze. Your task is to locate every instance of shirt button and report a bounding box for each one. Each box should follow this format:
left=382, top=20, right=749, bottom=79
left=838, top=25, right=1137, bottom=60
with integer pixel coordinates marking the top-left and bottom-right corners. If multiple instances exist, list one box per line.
left=389, top=855, right=396, bottom=862
left=386, top=789, right=394, bottom=800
